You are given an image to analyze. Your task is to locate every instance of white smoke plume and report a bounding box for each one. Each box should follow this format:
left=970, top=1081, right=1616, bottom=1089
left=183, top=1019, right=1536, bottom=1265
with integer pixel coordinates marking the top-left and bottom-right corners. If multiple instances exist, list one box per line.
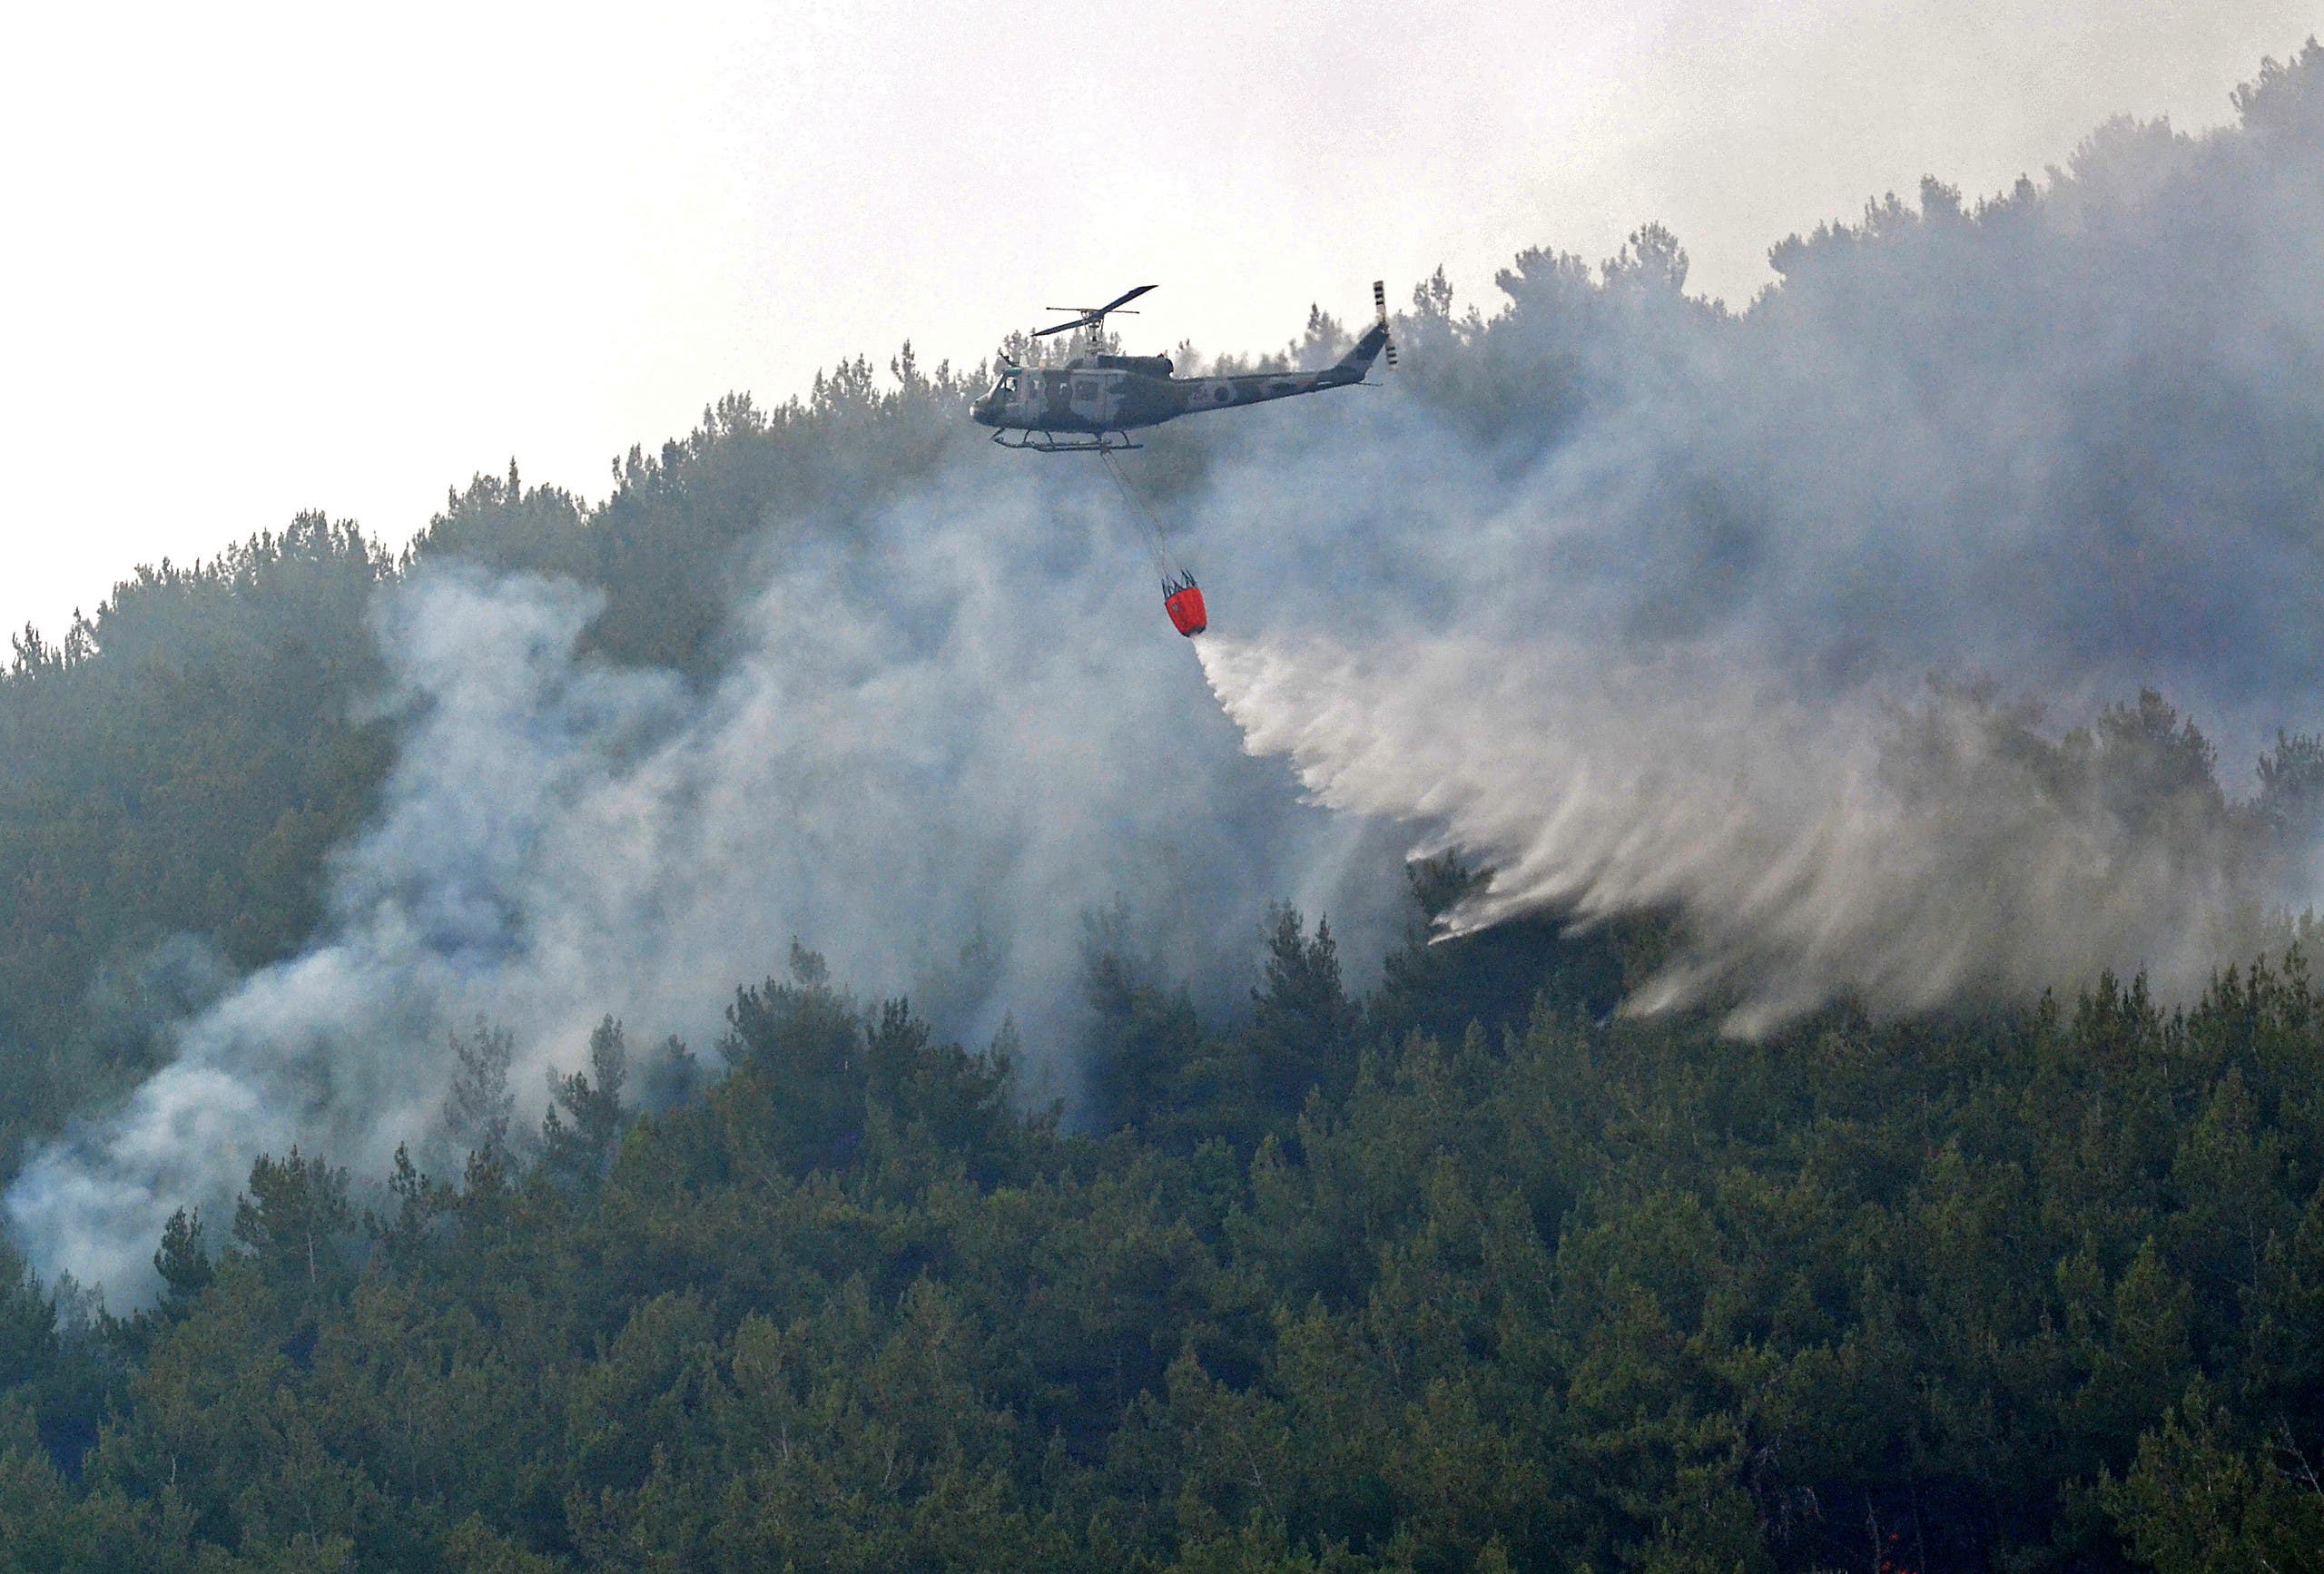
left=7, top=488, right=1403, bottom=1299
left=1196, top=47, right=2324, bottom=1029
left=13, top=47, right=2324, bottom=1301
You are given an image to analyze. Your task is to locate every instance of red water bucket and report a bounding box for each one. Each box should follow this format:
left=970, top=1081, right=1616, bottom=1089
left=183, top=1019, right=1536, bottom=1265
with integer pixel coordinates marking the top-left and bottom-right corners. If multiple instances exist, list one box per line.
left=1164, top=583, right=1208, bottom=637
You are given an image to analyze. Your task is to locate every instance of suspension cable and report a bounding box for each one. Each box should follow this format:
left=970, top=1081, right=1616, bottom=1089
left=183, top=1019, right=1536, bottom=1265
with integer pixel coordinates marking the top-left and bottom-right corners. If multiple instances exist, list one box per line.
left=1098, top=447, right=1187, bottom=590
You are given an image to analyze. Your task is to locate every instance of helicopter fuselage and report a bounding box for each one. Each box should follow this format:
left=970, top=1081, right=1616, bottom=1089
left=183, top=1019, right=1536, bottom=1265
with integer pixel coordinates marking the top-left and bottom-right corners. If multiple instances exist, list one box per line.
left=970, top=323, right=1388, bottom=450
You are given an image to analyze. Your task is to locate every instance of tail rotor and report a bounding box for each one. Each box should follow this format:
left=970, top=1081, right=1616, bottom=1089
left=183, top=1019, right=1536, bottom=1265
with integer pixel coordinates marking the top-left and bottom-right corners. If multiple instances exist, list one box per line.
left=1372, top=280, right=1399, bottom=368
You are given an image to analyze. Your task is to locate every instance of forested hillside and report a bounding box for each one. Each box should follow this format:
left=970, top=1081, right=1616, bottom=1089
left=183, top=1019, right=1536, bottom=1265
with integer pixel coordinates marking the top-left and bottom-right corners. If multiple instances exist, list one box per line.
left=1, top=42, right=2322, bottom=1574
left=0, top=913, right=2321, bottom=1570
left=0, top=356, right=974, bottom=1173
left=0, top=522, right=395, bottom=1163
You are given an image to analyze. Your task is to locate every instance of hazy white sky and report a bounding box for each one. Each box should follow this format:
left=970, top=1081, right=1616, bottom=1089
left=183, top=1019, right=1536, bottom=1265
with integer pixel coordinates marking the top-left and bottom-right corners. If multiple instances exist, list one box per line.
left=1, top=0, right=2315, bottom=640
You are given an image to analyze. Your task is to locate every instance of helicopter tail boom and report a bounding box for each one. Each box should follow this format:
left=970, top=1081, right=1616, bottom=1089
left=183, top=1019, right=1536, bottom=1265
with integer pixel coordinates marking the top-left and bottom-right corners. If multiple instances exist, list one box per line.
left=1332, top=319, right=1391, bottom=379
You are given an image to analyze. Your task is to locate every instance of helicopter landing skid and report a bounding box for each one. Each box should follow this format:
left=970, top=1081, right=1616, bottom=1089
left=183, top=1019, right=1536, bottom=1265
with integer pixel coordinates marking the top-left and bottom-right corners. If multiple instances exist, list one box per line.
left=990, top=428, right=1143, bottom=454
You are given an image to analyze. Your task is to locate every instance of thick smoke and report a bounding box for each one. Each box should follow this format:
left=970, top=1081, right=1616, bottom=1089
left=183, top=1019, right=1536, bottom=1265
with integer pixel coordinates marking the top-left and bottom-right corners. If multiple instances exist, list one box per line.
left=1196, top=47, right=2324, bottom=1028
left=7, top=488, right=1403, bottom=1299
left=14, top=49, right=2324, bottom=1300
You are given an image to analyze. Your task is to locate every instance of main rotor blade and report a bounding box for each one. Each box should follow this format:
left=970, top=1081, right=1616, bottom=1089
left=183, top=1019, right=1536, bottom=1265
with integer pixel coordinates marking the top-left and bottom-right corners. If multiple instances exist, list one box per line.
left=1031, top=286, right=1156, bottom=338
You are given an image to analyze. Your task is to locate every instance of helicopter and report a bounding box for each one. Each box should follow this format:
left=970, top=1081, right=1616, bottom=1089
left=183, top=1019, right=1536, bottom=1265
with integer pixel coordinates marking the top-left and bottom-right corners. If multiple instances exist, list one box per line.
left=970, top=281, right=1397, bottom=453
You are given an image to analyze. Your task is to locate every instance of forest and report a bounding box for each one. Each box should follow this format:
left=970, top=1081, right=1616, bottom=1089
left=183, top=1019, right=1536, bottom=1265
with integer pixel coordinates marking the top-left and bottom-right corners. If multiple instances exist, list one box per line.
left=0, top=893, right=2321, bottom=1570
left=0, top=42, right=2319, bottom=1574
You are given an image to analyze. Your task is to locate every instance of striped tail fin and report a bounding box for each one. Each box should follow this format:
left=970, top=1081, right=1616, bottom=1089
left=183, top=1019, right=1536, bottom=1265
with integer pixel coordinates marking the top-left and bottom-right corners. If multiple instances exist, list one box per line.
left=1372, top=280, right=1399, bottom=368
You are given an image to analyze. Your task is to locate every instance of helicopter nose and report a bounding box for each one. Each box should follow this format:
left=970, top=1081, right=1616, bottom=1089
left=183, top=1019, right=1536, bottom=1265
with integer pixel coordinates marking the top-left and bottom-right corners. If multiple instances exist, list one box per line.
left=970, top=395, right=997, bottom=427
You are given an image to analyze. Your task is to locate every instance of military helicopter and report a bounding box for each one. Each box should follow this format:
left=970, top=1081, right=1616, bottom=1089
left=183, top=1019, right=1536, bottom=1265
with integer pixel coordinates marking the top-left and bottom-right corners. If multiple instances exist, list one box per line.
left=971, top=281, right=1396, bottom=454
left=975, top=282, right=1396, bottom=637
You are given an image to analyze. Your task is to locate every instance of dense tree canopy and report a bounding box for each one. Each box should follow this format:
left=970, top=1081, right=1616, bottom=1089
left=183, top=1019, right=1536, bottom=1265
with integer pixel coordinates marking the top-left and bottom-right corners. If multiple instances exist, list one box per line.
left=0, top=912, right=2319, bottom=1569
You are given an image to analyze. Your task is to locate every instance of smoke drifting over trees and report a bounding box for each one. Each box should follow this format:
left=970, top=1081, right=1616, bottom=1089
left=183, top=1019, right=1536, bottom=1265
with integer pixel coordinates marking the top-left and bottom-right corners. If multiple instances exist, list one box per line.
left=6, top=46, right=2324, bottom=1303
left=0, top=39, right=2314, bottom=1574
left=1199, top=46, right=2324, bottom=1028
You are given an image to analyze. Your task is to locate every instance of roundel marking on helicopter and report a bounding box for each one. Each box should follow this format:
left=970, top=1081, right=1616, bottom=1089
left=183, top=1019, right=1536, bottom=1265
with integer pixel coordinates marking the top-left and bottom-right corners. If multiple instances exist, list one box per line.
left=1208, top=380, right=1233, bottom=405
